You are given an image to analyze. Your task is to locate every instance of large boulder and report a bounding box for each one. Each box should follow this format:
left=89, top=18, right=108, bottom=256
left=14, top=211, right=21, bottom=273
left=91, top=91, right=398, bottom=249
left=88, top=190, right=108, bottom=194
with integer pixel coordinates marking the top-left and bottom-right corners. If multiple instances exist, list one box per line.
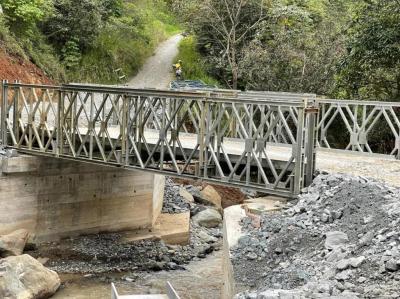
left=189, top=185, right=222, bottom=208
left=0, top=229, right=30, bottom=257
left=192, top=208, right=222, bottom=228
left=200, top=186, right=222, bottom=208
left=0, top=254, right=60, bottom=299
left=179, top=187, right=194, bottom=203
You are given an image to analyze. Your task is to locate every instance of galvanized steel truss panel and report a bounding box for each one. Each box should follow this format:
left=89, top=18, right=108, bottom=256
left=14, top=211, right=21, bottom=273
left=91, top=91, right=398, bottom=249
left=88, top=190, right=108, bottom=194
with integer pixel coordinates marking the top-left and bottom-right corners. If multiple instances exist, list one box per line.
left=0, top=82, right=317, bottom=198
left=317, top=99, right=400, bottom=159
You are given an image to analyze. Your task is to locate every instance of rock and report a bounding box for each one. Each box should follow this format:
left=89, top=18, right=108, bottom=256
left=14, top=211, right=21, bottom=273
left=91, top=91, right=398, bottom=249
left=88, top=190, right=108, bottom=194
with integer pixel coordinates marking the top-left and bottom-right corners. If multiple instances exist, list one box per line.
left=246, top=252, right=258, bottom=260
left=0, top=229, right=30, bottom=257
left=0, top=254, right=60, bottom=299
left=198, top=185, right=222, bottom=208
left=335, top=269, right=352, bottom=281
left=359, top=231, right=374, bottom=247
left=197, top=231, right=218, bottom=243
left=385, top=259, right=399, bottom=272
left=324, top=231, right=349, bottom=250
left=337, top=256, right=365, bottom=270
left=192, top=208, right=222, bottom=228
left=337, top=259, right=350, bottom=270
left=349, top=256, right=365, bottom=268
left=179, top=187, right=194, bottom=203
left=357, top=277, right=367, bottom=283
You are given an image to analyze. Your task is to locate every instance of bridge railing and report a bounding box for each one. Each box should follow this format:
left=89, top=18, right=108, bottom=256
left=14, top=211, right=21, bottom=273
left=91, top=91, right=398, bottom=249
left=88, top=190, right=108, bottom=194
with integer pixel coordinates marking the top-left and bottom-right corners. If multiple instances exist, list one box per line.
left=0, top=81, right=317, bottom=197
left=232, top=91, right=400, bottom=159
left=317, top=99, right=400, bottom=159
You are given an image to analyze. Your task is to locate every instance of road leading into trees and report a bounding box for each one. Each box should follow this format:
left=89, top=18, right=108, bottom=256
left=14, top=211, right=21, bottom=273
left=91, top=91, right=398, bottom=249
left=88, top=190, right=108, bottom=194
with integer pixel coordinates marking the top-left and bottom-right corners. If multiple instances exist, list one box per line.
left=128, top=34, right=183, bottom=89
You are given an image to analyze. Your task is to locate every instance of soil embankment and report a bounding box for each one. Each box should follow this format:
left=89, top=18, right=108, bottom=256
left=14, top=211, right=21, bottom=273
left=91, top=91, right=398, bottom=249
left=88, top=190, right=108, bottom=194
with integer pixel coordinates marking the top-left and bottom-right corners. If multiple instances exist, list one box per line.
left=0, top=48, right=53, bottom=84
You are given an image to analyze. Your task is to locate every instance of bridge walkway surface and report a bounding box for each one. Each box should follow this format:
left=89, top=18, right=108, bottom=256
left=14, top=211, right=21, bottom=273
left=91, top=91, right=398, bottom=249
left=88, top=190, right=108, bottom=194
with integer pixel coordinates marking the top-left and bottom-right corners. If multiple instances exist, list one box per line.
left=1, top=81, right=400, bottom=198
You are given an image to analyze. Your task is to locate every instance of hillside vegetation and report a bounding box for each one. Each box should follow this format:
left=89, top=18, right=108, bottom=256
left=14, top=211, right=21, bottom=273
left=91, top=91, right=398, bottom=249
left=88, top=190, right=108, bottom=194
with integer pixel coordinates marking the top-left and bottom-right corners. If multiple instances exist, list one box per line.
left=0, top=0, right=180, bottom=84
left=170, top=0, right=400, bottom=101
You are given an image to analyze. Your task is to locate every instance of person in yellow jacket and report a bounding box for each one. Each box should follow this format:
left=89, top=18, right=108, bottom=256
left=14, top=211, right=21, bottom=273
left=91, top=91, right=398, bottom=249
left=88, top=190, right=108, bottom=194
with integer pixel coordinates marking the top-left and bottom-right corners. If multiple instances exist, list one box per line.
left=173, top=60, right=183, bottom=79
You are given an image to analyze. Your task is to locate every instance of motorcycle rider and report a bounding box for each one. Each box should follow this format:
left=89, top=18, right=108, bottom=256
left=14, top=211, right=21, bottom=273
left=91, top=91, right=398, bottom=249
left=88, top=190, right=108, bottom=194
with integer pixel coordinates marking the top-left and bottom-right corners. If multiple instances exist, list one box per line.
left=173, top=60, right=183, bottom=80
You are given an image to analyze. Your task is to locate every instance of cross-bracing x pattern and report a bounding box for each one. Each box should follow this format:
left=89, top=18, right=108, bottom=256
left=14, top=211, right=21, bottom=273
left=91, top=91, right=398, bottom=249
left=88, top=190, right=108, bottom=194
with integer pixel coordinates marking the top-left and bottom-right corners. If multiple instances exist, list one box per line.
left=59, top=90, right=127, bottom=163
left=1, top=82, right=312, bottom=197
left=202, top=102, right=303, bottom=190
left=5, top=85, right=58, bottom=152
left=124, top=95, right=306, bottom=194
left=317, top=100, right=400, bottom=158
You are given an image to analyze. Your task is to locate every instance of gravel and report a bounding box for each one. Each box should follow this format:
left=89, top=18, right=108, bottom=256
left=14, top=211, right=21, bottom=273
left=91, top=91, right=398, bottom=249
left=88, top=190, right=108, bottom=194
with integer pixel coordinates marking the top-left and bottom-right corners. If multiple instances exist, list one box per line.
left=233, top=173, right=400, bottom=298
left=162, top=178, right=191, bottom=214
left=32, top=222, right=222, bottom=274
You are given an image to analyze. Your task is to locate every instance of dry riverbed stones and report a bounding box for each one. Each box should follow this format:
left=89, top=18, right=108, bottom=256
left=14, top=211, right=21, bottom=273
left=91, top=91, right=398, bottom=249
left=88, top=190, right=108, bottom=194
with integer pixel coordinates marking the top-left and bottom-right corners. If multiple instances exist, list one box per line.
left=233, top=173, right=400, bottom=299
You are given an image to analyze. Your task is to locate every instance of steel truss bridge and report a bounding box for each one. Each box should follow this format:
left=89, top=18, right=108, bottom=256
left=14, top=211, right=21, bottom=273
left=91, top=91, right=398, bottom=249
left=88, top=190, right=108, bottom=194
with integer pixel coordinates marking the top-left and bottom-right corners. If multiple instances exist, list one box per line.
left=1, top=81, right=399, bottom=198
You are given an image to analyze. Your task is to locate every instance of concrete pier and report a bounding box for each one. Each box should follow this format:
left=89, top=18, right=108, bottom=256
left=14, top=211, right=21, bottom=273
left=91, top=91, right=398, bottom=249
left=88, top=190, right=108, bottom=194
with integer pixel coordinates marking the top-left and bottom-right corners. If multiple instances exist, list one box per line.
left=0, top=155, right=165, bottom=242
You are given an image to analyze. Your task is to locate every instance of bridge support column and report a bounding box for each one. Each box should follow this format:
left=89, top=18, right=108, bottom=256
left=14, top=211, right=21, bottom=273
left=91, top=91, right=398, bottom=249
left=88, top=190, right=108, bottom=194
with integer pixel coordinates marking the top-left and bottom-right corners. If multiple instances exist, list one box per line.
left=0, top=155, right=165, bottom=243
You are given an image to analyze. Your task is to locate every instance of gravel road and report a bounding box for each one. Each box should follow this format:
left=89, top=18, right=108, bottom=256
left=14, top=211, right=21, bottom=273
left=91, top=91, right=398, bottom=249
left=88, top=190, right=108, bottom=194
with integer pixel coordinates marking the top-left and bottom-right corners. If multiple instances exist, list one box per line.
left=128, top=34, right=183, bottom=89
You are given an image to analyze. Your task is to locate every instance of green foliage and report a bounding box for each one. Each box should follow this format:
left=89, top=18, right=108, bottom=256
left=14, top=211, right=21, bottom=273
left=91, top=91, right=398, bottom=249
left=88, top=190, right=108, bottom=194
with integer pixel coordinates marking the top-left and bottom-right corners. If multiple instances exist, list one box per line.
left=336, top=0, right=400, bottom=101
left=239, top=1, right=347, bottom=94
left=68, top=0, right=181, bottom=83
left=175, top=36, right=219, bottom=86
left=61, top=38, right=81, bottom=69
left=43, top=0, right=102, bottom=51
left=1, top=0, right=53, bottom=34
left=0, top=14, right=26, bottom=57
left=0, top=0, right=180, bottom=84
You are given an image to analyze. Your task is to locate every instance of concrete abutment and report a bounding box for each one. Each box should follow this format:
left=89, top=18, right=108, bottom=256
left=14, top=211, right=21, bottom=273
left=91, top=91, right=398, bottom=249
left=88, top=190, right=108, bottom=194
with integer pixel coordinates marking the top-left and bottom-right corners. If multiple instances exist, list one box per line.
left=0, top=155, right=165, bottom=243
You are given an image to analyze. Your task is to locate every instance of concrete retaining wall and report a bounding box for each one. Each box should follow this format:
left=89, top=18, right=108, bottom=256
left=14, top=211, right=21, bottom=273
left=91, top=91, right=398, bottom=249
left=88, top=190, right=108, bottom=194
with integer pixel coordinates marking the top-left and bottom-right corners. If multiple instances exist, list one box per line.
left=0, top=155, right=165, bottom=242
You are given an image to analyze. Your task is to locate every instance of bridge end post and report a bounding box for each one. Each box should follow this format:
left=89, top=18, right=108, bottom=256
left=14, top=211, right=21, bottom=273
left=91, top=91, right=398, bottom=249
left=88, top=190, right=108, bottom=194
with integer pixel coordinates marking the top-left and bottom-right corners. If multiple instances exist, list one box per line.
left=1, top=79, right=8, bottom=147
left=304, top=105, right=319, bottom=187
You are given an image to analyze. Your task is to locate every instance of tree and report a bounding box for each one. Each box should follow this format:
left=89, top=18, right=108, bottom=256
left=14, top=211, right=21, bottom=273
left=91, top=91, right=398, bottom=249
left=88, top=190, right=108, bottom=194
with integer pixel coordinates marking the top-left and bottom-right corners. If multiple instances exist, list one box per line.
left=192, top=0, right=268, bottom=89
left=1, top=0, right=53, bottom=34
left=238, top=1, right=349, bottom=94
left=336, top=0, right=400, bottom=101
left=42, top=0, right=102, bottom=51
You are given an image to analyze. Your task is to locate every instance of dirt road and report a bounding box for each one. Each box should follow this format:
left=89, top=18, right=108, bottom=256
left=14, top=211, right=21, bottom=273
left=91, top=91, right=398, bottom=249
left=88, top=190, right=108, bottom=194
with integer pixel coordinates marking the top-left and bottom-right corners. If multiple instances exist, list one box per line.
left=128, top=34, right=183, bottom=89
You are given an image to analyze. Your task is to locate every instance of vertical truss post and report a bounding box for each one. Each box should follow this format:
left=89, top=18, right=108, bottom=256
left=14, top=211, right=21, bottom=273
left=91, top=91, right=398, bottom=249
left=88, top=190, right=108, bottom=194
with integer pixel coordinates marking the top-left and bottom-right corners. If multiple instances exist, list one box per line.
left=172, top=98, right=177, bottom=158
left=121, top=94, right=128, bottom=165
left=319, top=103, right=325, bottom=147
left=352, top=104, right=358, bottom=152
left=361, top=105, right=367, bottom=151
left=13, top=80, right=20, bottom=146
left=89, top=92, right=95, bottom=160
left=160, top=97, right=166, bottom=171
left=72, top=91, right=77, bottom=152
left=28, top=87, right=33, bottom=150
left=137, top=96, right=143, bottom=162
left=57, top=88, right=63, bottom=156
left=204, top=100, right=212, bottom=178
left=40, top=87, right=45, bottom=150
left=305, top=104, right=318, bottom=187
left=293, top=104, right=306, bottom=195
left=246, top=104, right=254, bottom=185
left=197, top=99, right=207, bottom=177
left=1, top=80, right=8, bottom=146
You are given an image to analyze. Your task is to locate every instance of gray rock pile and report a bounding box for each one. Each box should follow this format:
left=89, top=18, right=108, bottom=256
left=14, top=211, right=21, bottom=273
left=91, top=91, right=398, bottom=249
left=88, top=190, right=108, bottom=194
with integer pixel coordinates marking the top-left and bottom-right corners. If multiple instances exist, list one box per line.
left=162, top=178, right=223, bottom=216
left=32, top=221, right=222, bottom=274
left=233, top=173, right=400, bottom=299
left=162, top=178, right=191, bottom=213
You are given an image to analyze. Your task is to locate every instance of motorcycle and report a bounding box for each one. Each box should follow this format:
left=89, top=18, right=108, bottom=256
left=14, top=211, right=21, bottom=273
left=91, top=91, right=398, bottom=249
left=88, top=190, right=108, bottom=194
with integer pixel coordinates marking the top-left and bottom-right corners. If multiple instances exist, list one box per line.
left=172, top=65, right=183, bottom=80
